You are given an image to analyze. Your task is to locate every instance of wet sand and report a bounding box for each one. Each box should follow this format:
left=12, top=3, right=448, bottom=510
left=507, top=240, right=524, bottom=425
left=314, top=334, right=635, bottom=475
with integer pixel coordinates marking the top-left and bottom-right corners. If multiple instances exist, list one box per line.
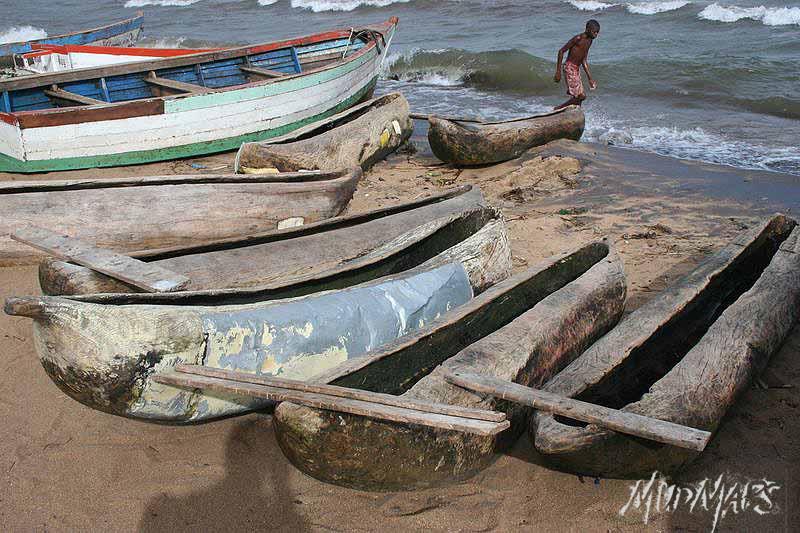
left=1, top=140, right=797, bottom=531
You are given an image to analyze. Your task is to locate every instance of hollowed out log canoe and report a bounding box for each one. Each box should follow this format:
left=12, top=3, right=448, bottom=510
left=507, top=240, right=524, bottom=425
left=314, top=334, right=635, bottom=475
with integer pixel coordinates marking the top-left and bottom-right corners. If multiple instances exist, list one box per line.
left=5, top=211, right=511, bottom=423
left=272, top=240, right=627, bottom=491
left=0, top=168, right=362, bottom=267
left=531, top=214, right=800, bottom=478
left=40, top=185, right=492, bottom=296
left=428, top=106, right=585, bottom=166
left=235, top=93, right=412, bottom=173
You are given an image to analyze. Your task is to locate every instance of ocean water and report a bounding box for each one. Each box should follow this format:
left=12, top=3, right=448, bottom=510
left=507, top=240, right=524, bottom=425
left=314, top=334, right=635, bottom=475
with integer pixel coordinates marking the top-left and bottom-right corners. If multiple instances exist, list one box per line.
left=1, top=0, right=798, bottom=174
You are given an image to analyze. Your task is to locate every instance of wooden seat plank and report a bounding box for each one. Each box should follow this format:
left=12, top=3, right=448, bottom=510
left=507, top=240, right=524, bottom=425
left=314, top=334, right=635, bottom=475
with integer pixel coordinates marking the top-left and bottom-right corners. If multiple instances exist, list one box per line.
left=239, top=65, right=287, bottom=78
left=145, top=72, right=212, bottom=94
left=12, top=226, right=190, bottom=293
left=43, top=85, right=104, bottom=106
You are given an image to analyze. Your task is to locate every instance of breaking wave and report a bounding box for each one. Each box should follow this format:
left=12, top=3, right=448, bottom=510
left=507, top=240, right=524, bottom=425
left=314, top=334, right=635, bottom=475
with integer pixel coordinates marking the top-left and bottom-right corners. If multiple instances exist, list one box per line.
left=123, top=0, right=201, bottom=7
left=0, top=26, right=47, bottom=44
left=567, top=0, right=690, bottom=12
left=698, top=4, right=800, bottom=26
left=260, top=0, right=413, bottom=11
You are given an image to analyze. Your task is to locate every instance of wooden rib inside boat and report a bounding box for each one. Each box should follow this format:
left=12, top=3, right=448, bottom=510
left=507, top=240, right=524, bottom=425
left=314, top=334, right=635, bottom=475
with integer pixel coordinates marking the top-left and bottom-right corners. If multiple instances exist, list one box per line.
left=531, top=214, right=800, bottom=478
left=235, top=92, right=412, bottom=173
left=4, top=207, right=511, bottom=423
left=0, top=168, right=362, bottom=267
left=272, top=240, right=627, bottom=490
left=40, top=185, right=492, bottom=296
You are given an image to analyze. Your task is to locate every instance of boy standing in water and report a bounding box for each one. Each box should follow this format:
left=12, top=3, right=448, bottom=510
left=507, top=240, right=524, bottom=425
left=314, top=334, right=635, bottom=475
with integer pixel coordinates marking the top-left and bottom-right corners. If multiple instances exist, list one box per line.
left=554, top=20, right=600, bottom=109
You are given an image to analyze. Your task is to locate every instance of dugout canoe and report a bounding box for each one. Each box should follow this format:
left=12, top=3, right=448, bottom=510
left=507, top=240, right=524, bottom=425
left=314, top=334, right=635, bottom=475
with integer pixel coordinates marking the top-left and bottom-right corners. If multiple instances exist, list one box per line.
left=5, top=210, right=511, bottom=423
left=40, top=185, right=492, bottom=295
left=0, top=17, right=397, bottom=172
left=0, top=13, right=144, bottom=67
left=273, top=240, right=626, bottom=490
left=427, top=106, right=585, bottom=166
left=0, top=167, right=362, bottom=267
left=236, top=92, right=412, bottom=173
left=531, top=214, right=800, bottom=478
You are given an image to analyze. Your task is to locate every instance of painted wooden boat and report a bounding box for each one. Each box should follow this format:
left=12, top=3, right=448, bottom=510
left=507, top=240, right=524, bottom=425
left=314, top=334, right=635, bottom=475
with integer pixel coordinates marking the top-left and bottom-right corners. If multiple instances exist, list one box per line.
left=4, top=212, right=511, bottom=423
left=428, top=106, right=585, bottom=166
left=0, top=17, right=398, bottom=173
left=0, top=13, right=144, bottom=66
left=40, top=185, right=491, bottom=295
left=235, top=92, right=412, bottom=173
left=531, top=215, right=800, bottom=478
left=13, top=44, right=218, bottom=75
left=272, top=240, right=626, bottom=490
left=0, top=167, right=362, bottom=266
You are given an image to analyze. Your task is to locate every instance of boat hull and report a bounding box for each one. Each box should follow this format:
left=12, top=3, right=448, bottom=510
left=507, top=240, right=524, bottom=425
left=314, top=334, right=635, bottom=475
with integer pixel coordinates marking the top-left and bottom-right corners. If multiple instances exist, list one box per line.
left=428, top=106, right=585, bottom=166
left=531, top=215, right=799, bottom=478
left=0, top=168, right=362, bottom=266
left=272, top=241, right=626, bottom=490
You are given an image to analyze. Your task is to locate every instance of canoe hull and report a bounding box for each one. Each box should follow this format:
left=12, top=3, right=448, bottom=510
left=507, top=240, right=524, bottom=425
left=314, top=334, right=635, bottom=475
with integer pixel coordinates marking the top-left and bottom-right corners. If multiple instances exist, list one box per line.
left=0, top=168, right=362, bottom=266
left=273, top=242, right=627, bottom=490
left=531, top=215, right=800, bottom=478
left=236, top=93, right=413, bottom=172
left=428, top=106, right=584, bottom=166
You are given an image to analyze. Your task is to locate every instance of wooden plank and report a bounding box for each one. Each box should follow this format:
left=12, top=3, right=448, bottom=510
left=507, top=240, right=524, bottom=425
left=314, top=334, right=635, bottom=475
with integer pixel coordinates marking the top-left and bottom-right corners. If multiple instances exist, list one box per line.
left=239, top=65, right=287, bottom=78
left=290, top=47, right=302, bottom=73
left=145, top=72, right=212, bottom=94
left=410, top=112, right=485, bottom=124
left=1, top=91, right=9, bottom=113
left=11, top=226, right=190, bottom=293
left=442, top=370, right=712, bottom=452
left=44, top=85, right=104, bottom=106
left=176, top=364, right=507, bottom=422
left=155, top=372, right=510, bottom=436
left=99, top=78, right=111, bottom=102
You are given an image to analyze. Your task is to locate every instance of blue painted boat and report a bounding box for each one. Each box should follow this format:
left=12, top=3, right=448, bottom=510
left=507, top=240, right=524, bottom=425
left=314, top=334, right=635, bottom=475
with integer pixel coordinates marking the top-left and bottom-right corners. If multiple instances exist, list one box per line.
left=0, top=12, right=144, bottom=64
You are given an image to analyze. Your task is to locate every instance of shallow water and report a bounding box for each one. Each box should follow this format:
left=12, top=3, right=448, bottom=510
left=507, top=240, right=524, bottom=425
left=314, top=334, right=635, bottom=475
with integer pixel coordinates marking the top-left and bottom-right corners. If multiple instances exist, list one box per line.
left=1, top=0, right=798, bottom=174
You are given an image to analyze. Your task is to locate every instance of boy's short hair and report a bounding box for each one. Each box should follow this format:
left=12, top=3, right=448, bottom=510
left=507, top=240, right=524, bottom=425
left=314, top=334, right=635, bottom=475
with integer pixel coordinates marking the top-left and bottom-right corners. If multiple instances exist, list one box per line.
left=586, top=19, right=600, bottom=31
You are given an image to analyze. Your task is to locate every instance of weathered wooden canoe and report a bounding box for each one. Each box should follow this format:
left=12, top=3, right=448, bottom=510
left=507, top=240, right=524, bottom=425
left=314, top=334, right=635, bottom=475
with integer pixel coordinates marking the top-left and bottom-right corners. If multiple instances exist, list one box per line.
left=0, top=168, right=362, bottom=267
left=531, top=215, right=800, bottom=478
left=235, top=92, right=412, bottom=173
left=5, top=210, right=511, bottom=423
left=40, top=185, right=492, bottom=295
left=0, top=13, right=144, bottom=66
left=272, top=240, right=626, bottom=490
left=13, top=43, right=218, bottom=75
left=428, top=106, right=585, bottom=166
left=0, top=18, right=397, bottom=172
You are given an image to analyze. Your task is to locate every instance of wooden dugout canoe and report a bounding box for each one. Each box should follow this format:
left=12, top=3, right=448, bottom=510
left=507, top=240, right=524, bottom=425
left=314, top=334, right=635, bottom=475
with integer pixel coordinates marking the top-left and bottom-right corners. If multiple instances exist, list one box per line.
left=40, top=185, right=492, bottom=295
left=0, top=167, right=361, bottom=267
left=0, top=13, right=144, bottom=66
left=5, top=210, right=511, bottom=423
left=236, top=92, right=412, bottom=173
left=272, top=240, right=626, bottom=491
left=427, top=106, right=585, bottom=166
left=531, top=215, right=800, bottom=478
left=0, top=18, right=397, bottom=173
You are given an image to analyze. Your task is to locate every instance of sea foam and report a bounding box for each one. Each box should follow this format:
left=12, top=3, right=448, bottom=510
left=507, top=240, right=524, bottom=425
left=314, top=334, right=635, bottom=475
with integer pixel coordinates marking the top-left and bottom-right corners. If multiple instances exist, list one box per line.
left=123, top=0, right=201, bottom=7
left=0, top=26, right=47, bottom=45
left=698, top=3, right=800, bottom=26
left=626, top=1, right=691, bottom=15
left=567, top=0, right=618, bottom=11
left=290, top=0, right=412, bottom=12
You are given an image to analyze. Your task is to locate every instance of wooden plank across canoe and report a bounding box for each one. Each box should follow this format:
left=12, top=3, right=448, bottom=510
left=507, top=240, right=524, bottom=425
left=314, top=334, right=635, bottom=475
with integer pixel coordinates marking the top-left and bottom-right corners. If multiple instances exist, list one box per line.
left=442, top=370, right=711, bottom=452
left=12, top=227, right=190, bottom=293
left=44, top=85, right=105, bottom=106
left=239, top=65, right=287, bottom=78
left=145, top=71, right=212, bottom=94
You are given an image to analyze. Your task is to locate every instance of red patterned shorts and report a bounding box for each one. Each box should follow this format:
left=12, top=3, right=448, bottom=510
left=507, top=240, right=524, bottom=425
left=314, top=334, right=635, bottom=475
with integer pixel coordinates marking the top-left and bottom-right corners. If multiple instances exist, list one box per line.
left=564, top=63, right=584, bottom=98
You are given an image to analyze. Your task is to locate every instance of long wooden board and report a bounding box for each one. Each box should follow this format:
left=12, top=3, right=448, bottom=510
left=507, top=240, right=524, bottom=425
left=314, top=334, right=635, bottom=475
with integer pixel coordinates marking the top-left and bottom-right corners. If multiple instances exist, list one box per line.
left=12, top=227, right=190, bottom=293
left=155, top=371, right=510, bottom=436
left=443, top=370, right=711, bottom=452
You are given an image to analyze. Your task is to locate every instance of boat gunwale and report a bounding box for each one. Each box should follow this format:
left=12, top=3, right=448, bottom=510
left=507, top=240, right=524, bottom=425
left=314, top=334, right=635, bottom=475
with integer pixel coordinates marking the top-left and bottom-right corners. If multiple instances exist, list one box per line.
left=433, top=105, right=580, bottom=128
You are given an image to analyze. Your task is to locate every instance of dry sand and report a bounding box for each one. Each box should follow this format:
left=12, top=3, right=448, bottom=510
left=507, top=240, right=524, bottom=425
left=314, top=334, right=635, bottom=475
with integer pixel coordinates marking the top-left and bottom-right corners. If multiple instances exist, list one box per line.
left=0, top=140, right=797, bottom=531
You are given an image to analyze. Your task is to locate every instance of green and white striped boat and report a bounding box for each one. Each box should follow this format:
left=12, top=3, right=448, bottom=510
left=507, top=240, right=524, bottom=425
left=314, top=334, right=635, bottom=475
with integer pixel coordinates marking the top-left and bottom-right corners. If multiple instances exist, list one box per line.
left=0, top=17, right=398, bottom=173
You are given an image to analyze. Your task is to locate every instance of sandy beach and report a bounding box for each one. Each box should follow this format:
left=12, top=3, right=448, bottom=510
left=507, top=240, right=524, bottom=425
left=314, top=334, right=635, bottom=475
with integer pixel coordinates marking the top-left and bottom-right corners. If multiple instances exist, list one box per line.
left=1, top=137, right=797, bottom=531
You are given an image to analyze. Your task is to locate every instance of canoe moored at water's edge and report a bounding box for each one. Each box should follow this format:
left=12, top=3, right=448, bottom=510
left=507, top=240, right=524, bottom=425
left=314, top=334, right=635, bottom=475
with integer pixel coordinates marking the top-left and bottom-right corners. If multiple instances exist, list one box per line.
left=531, top=215, right=800, bottom=479
left=428, top=106, right=585, bottom=166
left=0, top=168, right=362, bottom=266
left=39, top=185, right=492, bottom=295
left=4, top=211, right=511, bottom=423
left=236, top=93, right=412, bottom=173
left=0, top=18, right=397, bottom=172
left=0, top=12, right=144, bottom=66
left=272, top=240, right=626, bottom=491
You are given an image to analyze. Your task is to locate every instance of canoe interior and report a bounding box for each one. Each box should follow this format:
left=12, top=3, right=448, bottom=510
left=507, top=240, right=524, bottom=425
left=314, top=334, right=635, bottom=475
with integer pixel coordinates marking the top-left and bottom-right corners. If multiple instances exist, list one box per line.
left=0, top=35, right=365, bottom=113
left=326, top=241, right=612, bottom=396
left=553, top=221, right=794, bottom=427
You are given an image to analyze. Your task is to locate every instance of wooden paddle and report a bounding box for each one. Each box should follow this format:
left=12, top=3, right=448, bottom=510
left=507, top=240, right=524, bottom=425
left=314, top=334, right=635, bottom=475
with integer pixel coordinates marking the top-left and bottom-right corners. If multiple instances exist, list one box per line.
left=442, top=370, right=712, bottom=452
